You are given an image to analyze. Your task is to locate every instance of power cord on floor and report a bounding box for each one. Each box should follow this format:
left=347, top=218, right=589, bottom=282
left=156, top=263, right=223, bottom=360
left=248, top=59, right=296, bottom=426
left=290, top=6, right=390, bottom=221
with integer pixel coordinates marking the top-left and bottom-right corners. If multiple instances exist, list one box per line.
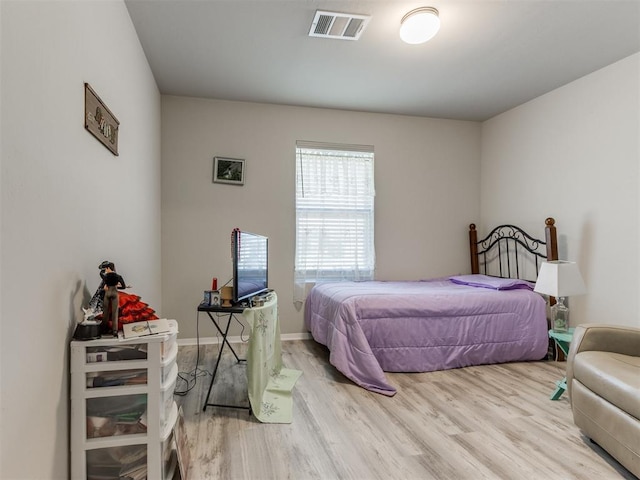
left=174, top=309, right=211, bottom=396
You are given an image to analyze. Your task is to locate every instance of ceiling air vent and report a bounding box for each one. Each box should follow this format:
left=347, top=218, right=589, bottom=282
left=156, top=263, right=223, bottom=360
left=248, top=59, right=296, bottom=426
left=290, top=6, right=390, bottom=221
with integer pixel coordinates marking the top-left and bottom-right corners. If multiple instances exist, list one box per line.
left=308, top=10, right=371, bottom=41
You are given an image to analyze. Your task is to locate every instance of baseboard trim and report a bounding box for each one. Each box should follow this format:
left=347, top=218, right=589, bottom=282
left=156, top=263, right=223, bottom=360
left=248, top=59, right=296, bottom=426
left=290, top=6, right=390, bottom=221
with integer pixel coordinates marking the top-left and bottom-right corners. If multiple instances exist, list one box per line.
left=177, top=331, right=312, bottom=346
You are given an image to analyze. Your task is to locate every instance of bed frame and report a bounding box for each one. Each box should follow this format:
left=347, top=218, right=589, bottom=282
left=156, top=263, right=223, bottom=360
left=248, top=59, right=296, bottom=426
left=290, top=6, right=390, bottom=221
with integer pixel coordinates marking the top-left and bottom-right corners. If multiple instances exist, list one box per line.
left=469, top=217, right=558, bottom=281
left=469, top=217, right=559, bottom=360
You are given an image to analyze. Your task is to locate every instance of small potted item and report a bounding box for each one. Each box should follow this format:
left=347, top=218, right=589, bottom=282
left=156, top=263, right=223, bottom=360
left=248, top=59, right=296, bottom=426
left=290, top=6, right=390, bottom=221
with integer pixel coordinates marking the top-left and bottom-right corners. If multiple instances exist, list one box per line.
left=220, top=286, right=234, bottom=307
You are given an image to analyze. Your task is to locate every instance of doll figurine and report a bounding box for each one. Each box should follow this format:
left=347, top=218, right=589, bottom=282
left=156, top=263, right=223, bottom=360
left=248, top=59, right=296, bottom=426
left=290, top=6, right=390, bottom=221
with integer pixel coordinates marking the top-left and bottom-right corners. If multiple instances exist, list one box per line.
left=100, top=261, right=126, bottom=336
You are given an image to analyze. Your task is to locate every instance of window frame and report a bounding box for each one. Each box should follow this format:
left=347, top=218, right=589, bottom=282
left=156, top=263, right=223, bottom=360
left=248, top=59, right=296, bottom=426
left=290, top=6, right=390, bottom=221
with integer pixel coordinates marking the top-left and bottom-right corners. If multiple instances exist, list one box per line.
left=294, top=141, right=376, bottom=285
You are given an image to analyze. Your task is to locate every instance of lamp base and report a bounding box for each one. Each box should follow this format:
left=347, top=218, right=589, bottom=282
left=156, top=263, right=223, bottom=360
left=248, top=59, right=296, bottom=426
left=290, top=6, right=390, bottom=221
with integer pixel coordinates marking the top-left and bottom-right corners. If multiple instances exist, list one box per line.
left=551, top=298, right=570, bottom=333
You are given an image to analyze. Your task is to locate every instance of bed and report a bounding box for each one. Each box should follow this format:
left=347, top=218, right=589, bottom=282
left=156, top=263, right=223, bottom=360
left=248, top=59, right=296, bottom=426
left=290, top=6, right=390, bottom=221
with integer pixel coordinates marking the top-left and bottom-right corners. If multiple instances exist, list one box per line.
left=304, top=218, right=559, bottom=396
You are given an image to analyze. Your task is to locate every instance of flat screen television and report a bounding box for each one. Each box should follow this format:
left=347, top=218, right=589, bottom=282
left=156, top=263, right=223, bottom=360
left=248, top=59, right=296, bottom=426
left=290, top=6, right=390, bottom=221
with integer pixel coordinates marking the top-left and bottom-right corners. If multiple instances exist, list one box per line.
left=232, top=229, right=269, bottom=304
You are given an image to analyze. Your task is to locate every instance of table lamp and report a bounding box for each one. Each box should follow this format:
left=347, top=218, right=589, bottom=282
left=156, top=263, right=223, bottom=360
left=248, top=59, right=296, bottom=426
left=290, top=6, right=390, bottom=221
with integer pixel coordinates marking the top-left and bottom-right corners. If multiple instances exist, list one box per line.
left=534, top=261, right=587, bottom=332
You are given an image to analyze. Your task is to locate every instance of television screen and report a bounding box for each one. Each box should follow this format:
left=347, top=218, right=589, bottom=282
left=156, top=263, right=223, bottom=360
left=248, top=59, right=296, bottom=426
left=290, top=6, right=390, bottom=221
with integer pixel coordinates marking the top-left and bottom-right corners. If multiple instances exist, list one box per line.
left=232, top=230, right=268, bottom=303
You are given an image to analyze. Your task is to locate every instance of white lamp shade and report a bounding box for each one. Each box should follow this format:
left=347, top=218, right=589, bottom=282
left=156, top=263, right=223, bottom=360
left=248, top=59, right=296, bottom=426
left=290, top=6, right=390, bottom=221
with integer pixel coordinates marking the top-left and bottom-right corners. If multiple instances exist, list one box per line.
left=400, top=7, right=440, bottom=44
left=534, top=261, right=587, bottom=297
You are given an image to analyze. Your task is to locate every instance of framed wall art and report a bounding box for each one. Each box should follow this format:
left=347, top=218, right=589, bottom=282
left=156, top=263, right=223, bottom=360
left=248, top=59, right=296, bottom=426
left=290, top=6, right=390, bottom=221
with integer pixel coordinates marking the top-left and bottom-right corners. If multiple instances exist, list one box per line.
left=84, top=83, right=119, bottom=155
left=213, top=157, right=245, bottom=185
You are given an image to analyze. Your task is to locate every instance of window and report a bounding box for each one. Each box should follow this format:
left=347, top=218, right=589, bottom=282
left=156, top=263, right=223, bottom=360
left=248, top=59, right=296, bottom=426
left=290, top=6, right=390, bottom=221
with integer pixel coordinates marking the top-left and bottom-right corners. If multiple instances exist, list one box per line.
left=294, top=141, right=375, bottom=302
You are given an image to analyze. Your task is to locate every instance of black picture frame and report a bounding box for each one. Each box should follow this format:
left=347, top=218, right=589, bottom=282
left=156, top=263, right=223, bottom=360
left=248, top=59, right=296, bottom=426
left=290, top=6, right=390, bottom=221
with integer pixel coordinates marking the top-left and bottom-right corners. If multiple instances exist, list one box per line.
left=213, top=157, right=245, bottom=185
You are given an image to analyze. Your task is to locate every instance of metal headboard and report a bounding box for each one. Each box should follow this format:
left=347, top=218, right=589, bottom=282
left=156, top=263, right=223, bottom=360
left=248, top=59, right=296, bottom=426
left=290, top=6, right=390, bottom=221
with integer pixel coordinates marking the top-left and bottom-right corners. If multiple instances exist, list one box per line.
left=469, top=217, right=558, bottom=281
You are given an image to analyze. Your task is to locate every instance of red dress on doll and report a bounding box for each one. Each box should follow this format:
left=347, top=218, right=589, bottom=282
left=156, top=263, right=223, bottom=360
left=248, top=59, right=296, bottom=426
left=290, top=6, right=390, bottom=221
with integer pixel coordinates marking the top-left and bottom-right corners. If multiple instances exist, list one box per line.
left=98, top=292, right=159, bottom=332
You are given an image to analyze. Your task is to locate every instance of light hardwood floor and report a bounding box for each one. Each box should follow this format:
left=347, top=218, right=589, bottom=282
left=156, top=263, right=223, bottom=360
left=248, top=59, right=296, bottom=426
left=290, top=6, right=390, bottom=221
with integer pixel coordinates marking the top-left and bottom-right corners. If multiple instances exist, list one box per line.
left=174, top=339, right=635, bottom=480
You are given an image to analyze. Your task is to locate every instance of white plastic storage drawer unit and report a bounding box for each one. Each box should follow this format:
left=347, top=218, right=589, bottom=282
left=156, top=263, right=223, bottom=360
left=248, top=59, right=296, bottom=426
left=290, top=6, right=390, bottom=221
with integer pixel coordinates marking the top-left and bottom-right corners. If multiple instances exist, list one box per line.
left=70, top=319, right=179, bottom=480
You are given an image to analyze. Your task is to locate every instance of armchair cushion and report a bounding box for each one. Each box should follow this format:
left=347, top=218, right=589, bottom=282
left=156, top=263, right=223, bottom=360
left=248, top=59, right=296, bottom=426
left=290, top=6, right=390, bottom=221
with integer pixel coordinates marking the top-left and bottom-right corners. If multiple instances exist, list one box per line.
left=572, top=350, right=640, bottom=419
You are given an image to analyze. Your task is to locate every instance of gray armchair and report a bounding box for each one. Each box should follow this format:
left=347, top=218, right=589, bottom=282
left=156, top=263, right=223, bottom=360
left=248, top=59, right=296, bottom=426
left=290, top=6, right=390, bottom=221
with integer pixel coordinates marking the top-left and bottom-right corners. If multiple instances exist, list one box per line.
left=566, top=324, right=640, bottom=477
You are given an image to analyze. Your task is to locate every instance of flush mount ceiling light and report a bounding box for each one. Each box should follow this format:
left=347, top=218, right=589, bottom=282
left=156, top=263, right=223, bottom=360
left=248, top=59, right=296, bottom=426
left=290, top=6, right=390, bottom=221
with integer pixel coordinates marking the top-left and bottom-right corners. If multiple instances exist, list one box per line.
left=400, top=7, right=440, bottom=44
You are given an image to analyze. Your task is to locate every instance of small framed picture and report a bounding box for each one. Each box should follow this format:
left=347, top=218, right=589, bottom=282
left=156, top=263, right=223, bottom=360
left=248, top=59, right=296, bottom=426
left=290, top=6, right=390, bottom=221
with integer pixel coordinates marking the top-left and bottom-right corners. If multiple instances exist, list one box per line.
left=213, top=157, right=245, bottom=185
left=203, top=290, right=220, bottom=307
left=210, top=291, right=220, bottom=307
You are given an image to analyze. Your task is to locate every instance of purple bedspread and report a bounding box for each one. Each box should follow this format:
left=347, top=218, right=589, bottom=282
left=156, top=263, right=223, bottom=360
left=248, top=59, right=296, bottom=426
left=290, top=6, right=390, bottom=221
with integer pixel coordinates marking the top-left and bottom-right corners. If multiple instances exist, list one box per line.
left=304, top=279, right=548, bottom=396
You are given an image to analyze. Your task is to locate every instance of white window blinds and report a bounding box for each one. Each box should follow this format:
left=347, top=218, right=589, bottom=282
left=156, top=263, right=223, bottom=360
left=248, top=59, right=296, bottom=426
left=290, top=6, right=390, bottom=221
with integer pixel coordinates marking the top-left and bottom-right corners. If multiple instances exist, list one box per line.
left=294, top=141, right=375, bottom=302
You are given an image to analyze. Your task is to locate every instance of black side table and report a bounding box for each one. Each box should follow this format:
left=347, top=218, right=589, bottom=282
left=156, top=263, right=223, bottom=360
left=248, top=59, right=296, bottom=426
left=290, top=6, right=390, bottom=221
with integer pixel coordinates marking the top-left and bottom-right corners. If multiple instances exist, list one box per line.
left=197, top=302, right=250, bottom=412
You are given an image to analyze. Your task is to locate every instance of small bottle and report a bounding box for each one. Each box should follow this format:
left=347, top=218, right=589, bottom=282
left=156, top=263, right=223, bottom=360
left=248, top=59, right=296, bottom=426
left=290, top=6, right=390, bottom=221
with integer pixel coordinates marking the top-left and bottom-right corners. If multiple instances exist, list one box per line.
left=212, top=277, right=218, bottom=290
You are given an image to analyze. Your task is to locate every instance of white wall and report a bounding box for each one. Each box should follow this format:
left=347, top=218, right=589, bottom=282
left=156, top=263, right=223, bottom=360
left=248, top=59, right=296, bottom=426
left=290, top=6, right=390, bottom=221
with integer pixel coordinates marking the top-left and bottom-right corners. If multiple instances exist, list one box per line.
left=5, top=4, right=632, bottom=477
left=0, top=1, right=161, bottom=478
left=161, top=96, right=481, bottom=340
left=481, top=53, right=640, bottom=328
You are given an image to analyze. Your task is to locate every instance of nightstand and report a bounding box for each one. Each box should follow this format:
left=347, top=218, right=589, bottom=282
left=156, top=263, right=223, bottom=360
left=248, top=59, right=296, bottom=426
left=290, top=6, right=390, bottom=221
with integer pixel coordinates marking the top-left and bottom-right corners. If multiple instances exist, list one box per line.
left=548, top=327, right=575, bottom=400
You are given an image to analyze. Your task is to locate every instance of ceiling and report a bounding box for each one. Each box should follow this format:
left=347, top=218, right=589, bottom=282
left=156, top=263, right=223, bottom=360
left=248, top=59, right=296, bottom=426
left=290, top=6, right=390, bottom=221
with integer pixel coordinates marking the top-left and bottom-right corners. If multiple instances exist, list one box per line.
left=124, top=0, right=640, bottom=122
